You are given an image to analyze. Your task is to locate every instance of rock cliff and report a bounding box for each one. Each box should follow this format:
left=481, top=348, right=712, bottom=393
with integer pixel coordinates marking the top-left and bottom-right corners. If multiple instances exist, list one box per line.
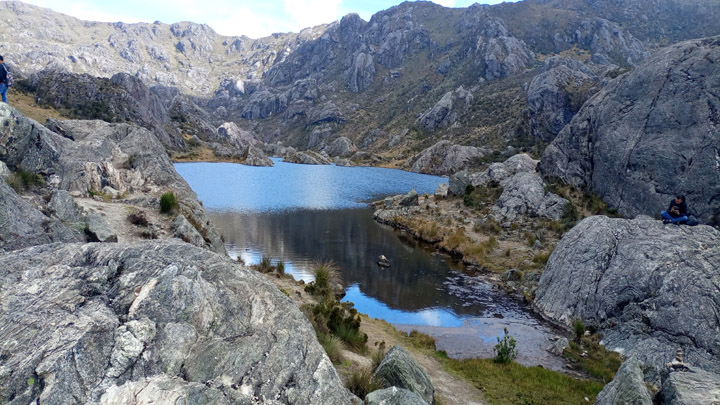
left=540, top=36, right=720, bottom=223
left=535, top=216, right=720, bottom=375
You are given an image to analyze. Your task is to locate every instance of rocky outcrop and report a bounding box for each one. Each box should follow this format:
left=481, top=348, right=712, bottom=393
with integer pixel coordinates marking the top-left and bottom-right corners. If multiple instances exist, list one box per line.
left=372, top=346, right=434, bottom=405
left=346, top=52, right=376, bottom=93
left=0, top=104, right=225, bottom=254
left=282, top=148, right=332, bottom=165
left=539, top=36, right=720, bottom=223
left=0, top=240, right=357, bottom=404
left=492, top=172, right=568, bottom=222
left=449, top=153, right=538, bottom=195
left=25, top=70, right=186, bottom=151
left=0, top=179, right=83, bottom=251
left=366, top=387, right=428, bottom=405
left=324, top=137, right=358, bottom=157
left=595, top=357, right=653, bottom=405
left=535, top=216, right=720, bottom=374
left=49, top=189, right=83, bottom=222
left=574, top=18, right=648, bottom=66
left=408, top=140, right=486, bottom=175
left=661, top=368, right=720, bottom=405
left=527, top=57, right=601, bottom=142
left=415, top=87, right=473, bottom=132
left=472, top=18, right=534, bottom=80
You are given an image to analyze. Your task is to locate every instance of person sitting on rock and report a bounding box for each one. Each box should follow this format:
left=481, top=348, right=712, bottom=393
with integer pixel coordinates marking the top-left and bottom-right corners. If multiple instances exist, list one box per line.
left=661, top=195, right=688, bottom=224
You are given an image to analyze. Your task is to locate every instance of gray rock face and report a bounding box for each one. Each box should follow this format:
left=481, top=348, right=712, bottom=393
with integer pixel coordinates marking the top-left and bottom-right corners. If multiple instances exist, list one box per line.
left=539, top=36, right=720, bottom=223
left=595, top=356, right=653, bottom=405
left=26, top=70, right=186, bottom=151
left=0, top=104, right=225, bottom=254
left=547, top=337, right=569, bottom=356
left=0, top=241, right=357, bottom=404
left=373, top=346, right=434, bottom=405
left=471, top=17, right=534, bottom=80
left=449, top=153, right=538, bottom=196
left=661, top=368, right=720, bottom=405
left=492, top=172, right=568, bottom=222
left=366, top=386, right=428, bottom=405
left=0, top=179, right=83, bottom=251
left=245, top=144, right=274, bottom=167
left=86, top=213, right=118, bottom=242
left=49, top=189, right=82, bottom=222
left=535, top=216, right=720, bottom=373
left=527, top=57, right=601, bottom=142
left=434, top=183, right=449, bottom=199
left=408, top=140, right=486, bottom=176
left=574, top=18, right=648, bottom=66
left=416, top=87, right=473, bottom=132
left=346, top=52, right=376, bottom=93
left=324, top=137, right=358, bottom=157
left=171, top=214, right=206, bottom=248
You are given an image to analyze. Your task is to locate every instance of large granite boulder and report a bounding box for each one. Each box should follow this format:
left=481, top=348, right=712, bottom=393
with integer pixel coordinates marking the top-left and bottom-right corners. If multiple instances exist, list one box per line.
left=471, top=18, right=534, bottom=81
left=282, top=148, right=332, bottom=165
left=171, top=214, right=206, bottom=248
left=324, top=137, right=358, bottom=157
left=0, top=104, right=225, bottom=254
left=539, top=36, right=720, bottom=223
left=0, top=179, right=82, bottom=251
left=535, top=216, right=720, bottom=374
left=492, top=172, right=568, bottom=222
left=0, top=241, right=357, bottom=404
left=527, top=57, right=601, bottom=142
left=373, top=346, right=434, bottom=404
left=408, top=140, right=486, bottom=176
left=661, top=368, right=720, bottom=405
left=595, top=356, right=653, bottom=405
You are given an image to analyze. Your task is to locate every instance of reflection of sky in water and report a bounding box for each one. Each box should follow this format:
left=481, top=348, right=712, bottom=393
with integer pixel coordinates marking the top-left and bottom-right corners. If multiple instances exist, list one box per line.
left=175, top=158, right=447, bottom=213
left=342, top=284, right=465, bottom=327
left=233, top=246, right=316, bottom=283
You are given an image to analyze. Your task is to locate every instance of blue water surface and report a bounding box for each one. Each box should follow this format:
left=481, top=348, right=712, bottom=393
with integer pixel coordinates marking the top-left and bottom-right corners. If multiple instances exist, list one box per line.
left=175, top=158, right=447, bottom=212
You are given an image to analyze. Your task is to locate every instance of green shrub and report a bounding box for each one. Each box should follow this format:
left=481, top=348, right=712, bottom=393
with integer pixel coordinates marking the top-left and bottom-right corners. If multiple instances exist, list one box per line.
left=345, top=367, right=381, bottom=399
left=305, top=261, right=338, bottom=298
left=371, top=342, right=386, bottom=371
left=493, top=327, right=518, bottom=363
left=306, top=298, right=367, bottom=351
left=7, top=166, right=44, bottom=192
left=276, top=261, right=285, bottom=275
left=573, top=319, right=586, bottom=342
left=408, top=330, right=436, bottom=350
left=256, top=256, right=274, bottom=273
left=159, top=191, right=179, bottom=214
left=317, top=332, right=343, bottom=364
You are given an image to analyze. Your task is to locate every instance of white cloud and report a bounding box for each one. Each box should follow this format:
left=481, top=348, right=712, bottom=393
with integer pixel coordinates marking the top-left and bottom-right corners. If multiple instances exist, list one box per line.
left=433, top=0, right=456, bottom=7
left=209, top=8, right=283, bottom=38
left=283, top=0, right=342, bottom=31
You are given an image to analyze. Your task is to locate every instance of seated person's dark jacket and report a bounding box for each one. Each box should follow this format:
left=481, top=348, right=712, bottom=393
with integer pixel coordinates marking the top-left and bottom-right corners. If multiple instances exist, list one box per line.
left=668, top=199, right=688, bottom=218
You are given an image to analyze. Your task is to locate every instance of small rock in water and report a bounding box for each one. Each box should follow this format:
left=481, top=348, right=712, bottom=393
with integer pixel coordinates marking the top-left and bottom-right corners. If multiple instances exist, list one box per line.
left=377, top=255, right=391, bottom=267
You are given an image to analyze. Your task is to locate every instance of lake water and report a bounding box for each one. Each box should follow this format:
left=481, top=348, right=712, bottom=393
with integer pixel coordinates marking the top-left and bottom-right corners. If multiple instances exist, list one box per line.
left=176, top=159, right=564, bottom=368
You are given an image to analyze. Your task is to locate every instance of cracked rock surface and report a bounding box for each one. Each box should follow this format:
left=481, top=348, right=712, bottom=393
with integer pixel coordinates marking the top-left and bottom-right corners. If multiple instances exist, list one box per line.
left=535, top=216, right=720, bottom=376
left=0, top=240, right=357, bottom=404
left=540, top=36, right=720, bottom=223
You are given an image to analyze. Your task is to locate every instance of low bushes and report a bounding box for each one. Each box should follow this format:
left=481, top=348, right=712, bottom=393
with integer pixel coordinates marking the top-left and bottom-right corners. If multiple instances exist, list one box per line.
left=159, top=191, right=179, bottom=214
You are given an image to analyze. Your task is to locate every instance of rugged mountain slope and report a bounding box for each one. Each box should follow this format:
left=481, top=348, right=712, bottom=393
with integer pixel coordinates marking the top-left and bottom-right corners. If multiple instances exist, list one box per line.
left=540, top=36, right=720, bottom=223
left=4, top=0, right=720, bottom=174
left=0, top=0, right=327, bottom=96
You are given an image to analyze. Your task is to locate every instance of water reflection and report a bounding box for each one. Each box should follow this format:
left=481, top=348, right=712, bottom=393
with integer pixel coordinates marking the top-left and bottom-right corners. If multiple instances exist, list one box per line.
left=212, top=208, right=485, bottom=316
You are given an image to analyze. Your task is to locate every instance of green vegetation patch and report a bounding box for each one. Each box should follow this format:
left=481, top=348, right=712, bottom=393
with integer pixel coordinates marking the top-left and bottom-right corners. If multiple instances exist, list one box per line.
left=443, top=357, right=604, bottom=404
left=159, top=191, right=179, bottom=214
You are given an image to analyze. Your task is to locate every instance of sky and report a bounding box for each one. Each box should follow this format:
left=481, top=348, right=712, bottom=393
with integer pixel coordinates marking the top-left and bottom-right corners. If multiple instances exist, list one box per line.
left=13, top=0, right=517, bottom=38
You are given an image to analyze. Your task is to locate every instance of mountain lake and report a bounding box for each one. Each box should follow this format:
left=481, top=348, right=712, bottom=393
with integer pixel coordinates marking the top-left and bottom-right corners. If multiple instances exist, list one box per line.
left=176, top=158, right=565, bottom=369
